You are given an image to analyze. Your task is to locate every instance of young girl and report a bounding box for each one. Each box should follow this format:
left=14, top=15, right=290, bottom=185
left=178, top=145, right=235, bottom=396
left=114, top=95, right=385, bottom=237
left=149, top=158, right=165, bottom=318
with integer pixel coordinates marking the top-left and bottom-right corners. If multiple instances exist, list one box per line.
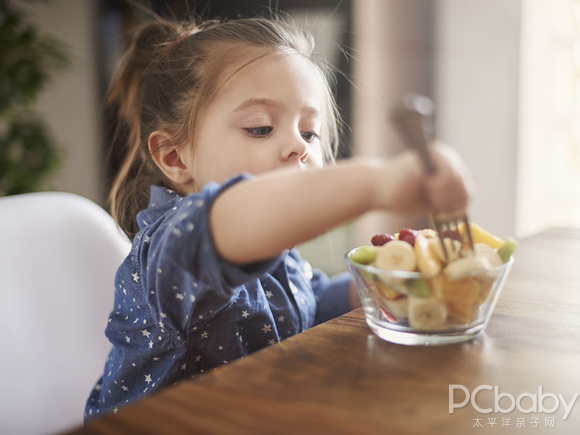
left=85, top=15, right=471, bottom=420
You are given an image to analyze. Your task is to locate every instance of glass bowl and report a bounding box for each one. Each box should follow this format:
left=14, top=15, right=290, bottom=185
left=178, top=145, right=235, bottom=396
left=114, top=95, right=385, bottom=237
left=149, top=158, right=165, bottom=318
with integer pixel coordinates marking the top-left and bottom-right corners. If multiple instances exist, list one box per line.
left=345, top=247, right=514, bottom=345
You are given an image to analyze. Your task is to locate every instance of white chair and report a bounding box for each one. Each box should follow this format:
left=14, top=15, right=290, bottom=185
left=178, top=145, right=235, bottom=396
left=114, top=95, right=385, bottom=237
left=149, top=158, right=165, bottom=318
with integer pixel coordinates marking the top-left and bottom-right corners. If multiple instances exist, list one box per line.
left=0, top=192, right=131, bottom=435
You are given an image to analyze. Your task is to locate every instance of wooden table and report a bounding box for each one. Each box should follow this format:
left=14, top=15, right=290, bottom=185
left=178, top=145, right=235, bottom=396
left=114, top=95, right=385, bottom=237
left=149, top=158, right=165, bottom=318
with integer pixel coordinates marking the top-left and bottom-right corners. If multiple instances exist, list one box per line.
left=69, top=228, right=580, bottom=434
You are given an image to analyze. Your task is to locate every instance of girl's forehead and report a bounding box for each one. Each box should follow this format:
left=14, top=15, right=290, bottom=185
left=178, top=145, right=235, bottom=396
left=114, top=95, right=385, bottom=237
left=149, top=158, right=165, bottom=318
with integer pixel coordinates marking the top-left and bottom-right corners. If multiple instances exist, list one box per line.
left=214, top=50, right=325, bottom=108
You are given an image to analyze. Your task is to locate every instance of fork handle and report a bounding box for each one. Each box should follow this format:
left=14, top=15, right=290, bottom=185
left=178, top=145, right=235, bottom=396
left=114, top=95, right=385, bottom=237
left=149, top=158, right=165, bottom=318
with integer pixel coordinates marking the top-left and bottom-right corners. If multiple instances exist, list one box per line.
left=392, top=94, right=437, bottom=175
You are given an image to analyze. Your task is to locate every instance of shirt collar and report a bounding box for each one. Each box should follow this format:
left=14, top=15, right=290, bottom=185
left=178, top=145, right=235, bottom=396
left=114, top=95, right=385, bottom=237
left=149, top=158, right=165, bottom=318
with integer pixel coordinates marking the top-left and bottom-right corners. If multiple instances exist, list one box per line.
left=136, top=185, right=181, bottom=230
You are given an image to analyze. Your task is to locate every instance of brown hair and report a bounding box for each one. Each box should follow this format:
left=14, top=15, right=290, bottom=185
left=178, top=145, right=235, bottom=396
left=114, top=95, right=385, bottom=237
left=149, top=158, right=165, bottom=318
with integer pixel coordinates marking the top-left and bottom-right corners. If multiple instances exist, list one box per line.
left=108, top=14, right=342, bottom=240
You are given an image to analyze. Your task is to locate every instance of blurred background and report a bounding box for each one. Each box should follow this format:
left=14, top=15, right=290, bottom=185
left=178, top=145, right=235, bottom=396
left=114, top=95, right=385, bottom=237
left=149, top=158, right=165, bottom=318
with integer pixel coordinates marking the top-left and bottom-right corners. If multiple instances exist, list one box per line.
left=3, top=0, right=580, bottom=275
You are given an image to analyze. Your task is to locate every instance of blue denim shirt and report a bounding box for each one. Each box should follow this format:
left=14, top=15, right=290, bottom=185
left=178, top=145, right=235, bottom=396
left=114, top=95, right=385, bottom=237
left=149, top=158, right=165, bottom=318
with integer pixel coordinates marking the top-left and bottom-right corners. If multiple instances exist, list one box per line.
left=85, top=173, right=352, bottom=421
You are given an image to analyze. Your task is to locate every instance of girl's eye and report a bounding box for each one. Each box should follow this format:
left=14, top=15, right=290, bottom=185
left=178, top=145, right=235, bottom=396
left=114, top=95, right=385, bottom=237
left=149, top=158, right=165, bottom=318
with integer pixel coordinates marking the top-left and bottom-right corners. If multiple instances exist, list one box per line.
left=301, top=131, right=319, bottom=143
left=246, top=126, right=273, bottom=137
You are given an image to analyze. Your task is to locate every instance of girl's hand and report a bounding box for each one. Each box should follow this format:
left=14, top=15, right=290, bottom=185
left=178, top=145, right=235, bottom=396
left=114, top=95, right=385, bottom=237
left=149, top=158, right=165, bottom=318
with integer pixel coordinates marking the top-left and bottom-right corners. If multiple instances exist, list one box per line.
left=374, top=141, right=473, bottom=215
left=423, top=142, right=473, bottom=214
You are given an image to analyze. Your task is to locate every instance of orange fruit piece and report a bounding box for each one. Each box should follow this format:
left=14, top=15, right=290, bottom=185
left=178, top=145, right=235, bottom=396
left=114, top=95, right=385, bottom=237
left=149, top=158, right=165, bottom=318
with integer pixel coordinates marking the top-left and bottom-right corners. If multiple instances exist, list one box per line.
left=476, top=278, right=494, bottom=304
left=458, top=222, right=504, bottom=249
left=430, top=275, right=481, bottom=324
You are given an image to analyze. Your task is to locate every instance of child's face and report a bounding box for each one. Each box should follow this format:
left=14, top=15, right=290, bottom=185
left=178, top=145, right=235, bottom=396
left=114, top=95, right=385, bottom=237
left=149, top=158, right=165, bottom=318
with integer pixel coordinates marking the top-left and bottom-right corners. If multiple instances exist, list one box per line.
left=186, top=51, right=325, bottom=192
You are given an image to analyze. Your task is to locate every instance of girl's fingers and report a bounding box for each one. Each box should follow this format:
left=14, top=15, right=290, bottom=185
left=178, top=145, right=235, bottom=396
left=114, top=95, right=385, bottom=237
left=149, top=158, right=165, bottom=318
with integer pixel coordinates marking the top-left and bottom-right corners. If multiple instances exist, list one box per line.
left=424, top=142, right=473, bottom=213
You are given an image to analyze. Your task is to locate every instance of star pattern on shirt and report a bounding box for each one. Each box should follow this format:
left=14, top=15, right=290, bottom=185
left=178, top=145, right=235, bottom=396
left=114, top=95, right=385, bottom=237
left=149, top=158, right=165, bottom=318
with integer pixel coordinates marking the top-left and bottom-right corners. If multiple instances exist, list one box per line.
left=86, top=182, right=348, bottom=422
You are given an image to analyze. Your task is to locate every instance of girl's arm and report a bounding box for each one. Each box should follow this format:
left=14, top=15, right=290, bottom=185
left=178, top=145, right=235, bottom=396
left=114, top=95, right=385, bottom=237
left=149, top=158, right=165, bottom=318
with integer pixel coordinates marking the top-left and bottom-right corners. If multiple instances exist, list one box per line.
left=210, top=158, right=385, bottom=265
left=210, top=144, right=470, bottom=265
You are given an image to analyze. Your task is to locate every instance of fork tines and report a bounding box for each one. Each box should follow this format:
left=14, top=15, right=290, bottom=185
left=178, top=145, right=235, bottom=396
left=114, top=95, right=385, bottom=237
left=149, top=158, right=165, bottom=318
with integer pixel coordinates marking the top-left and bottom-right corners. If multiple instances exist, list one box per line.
left=430, top=211, right=475, bottom=262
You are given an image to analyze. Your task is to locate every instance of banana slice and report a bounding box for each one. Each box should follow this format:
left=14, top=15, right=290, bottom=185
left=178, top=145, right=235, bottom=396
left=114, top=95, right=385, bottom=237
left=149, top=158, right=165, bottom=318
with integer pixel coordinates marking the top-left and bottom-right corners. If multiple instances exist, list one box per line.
left=415, top=236, right=442, bottom=277
left=408, top=296, right=448, bottom=329
left=473, top=243, right=502, bottom=268
left=375, top=240, right=416, bottom=272
left=443, top=255, right=493, bottom=280
left=419, top=228, right=438, bottom=239
left=428, top=237, right=462, bottom=263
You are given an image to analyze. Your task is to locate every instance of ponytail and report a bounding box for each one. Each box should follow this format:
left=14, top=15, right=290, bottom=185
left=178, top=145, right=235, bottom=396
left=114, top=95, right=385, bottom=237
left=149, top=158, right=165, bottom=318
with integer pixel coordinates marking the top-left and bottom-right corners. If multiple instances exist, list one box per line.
left=108, top=21, right=182, bottom=240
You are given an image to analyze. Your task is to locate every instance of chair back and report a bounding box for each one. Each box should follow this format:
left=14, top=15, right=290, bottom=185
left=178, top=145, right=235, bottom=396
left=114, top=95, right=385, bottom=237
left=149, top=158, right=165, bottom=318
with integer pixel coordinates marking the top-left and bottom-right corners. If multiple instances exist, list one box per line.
left=0, top=192, right=131, bottom=435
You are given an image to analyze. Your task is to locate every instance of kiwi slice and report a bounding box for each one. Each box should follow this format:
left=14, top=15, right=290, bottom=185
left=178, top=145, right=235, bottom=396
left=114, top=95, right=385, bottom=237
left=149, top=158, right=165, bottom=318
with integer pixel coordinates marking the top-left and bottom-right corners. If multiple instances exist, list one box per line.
left=497, top=237, right=518, bottom=263
left=349, top=246, right=378, bottom=265
left=405, top=278, right=430, bottom=298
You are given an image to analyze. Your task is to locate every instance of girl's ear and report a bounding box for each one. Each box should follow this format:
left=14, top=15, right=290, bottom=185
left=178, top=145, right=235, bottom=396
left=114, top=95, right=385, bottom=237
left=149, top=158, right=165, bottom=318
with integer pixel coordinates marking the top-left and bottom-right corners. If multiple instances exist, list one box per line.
left=148, top=131, right=193, bottom=186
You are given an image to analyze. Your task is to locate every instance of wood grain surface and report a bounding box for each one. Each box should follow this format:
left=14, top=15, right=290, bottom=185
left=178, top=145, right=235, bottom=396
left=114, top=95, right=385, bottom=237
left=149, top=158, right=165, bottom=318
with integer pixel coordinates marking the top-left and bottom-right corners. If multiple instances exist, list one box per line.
left=68, top=228, right=580, bottom=434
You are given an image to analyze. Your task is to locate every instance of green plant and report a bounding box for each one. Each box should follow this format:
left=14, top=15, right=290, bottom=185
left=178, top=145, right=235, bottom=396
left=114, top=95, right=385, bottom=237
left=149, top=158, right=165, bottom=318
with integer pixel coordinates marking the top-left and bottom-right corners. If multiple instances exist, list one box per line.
left=0, top=0, right=70, bottom=196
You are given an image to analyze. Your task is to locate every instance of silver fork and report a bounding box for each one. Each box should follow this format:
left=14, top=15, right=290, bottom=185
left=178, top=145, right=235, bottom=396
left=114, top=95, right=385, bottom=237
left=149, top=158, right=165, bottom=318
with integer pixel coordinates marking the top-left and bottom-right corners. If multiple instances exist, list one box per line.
left=391, top=93, right=474, bottom=262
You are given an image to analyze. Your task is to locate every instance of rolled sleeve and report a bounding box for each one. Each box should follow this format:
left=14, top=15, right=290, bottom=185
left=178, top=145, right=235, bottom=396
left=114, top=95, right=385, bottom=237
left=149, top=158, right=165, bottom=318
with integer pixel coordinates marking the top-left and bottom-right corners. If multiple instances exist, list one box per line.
left=143, top=174, right=284, bottom=332
left=155, top=174, right=282, bottom=290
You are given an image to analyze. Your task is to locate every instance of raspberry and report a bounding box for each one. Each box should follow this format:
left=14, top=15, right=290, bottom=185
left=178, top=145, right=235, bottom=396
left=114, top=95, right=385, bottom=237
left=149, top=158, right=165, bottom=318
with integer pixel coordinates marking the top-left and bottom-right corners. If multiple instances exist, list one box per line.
left=398, top=228, right=418, bottom=247
left=371, top=233, right=395, bottom=246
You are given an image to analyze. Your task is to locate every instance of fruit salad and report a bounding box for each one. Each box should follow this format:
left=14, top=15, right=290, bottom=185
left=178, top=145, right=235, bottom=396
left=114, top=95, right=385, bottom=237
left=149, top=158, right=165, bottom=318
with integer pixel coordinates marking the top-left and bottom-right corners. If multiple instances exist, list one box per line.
left=347, top=223, right=517, bottom=330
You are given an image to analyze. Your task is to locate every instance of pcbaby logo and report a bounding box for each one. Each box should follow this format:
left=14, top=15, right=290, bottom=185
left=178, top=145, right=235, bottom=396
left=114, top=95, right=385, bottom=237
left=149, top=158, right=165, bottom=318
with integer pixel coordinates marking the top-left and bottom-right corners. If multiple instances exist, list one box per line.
left=449, top=385, right=579, bottom=420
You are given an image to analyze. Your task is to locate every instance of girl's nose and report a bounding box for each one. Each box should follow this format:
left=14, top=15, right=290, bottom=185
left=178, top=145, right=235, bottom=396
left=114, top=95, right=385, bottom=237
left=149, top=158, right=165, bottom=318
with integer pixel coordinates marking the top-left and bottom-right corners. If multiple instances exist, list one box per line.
left=281, top=133, right=308, bottom=163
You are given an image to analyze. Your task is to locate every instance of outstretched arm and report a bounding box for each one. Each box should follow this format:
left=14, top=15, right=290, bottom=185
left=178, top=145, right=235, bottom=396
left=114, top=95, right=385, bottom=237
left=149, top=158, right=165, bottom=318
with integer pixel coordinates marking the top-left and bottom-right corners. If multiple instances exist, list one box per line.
left=209, top=143, right=470, bottom=265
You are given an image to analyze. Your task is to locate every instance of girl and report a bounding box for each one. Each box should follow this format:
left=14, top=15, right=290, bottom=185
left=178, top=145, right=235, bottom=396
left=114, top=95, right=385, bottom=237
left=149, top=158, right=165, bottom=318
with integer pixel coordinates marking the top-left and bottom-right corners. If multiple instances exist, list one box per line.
left=85, top=15, right=471, bottom=420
